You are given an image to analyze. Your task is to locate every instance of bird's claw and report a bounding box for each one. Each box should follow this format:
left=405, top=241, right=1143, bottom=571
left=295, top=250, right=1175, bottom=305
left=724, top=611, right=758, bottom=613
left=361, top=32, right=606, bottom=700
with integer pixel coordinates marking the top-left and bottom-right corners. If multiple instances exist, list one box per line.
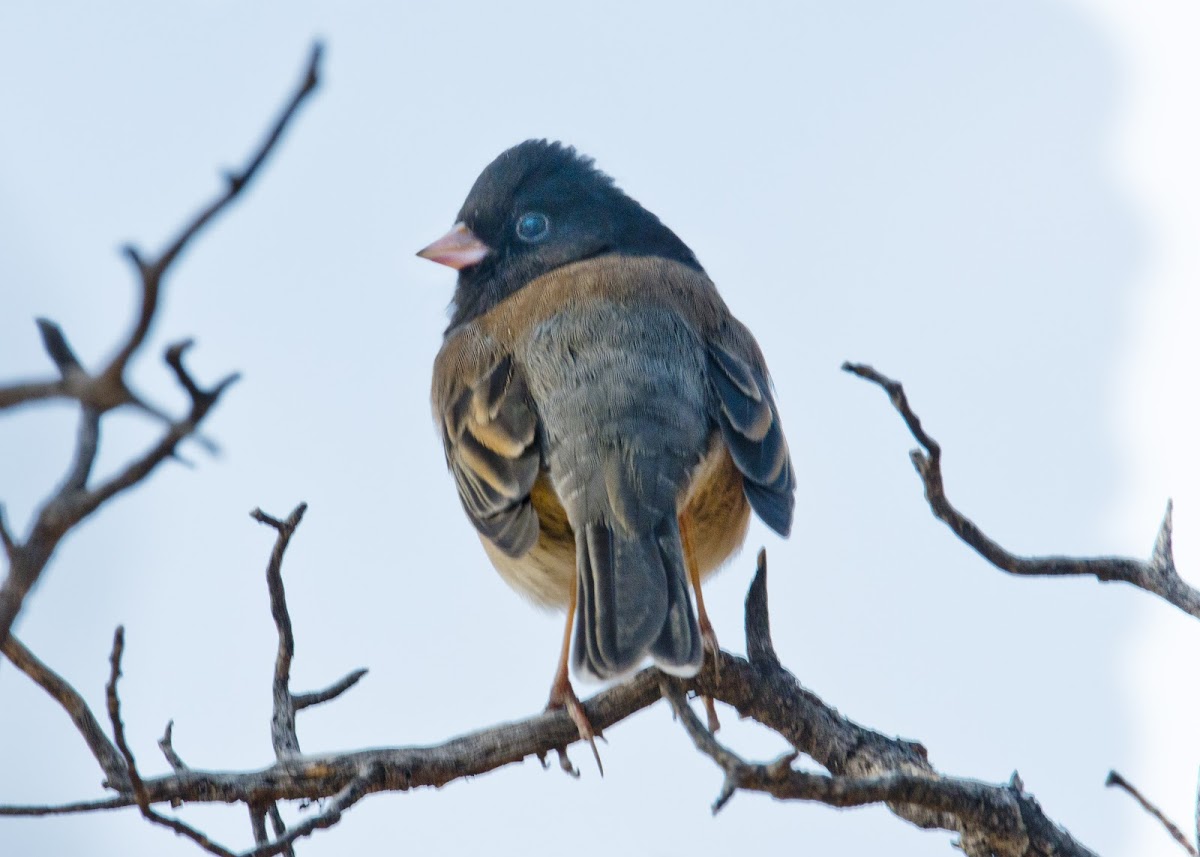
left=547, top=682, right=604, bottom=775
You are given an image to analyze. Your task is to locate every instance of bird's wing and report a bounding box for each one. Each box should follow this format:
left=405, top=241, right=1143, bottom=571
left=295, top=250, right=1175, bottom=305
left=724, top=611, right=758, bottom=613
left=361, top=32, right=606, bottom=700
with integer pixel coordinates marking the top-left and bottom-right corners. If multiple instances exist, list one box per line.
left=705, top=331, right=794, bottom=537
left=436, top=352, right=541, bottom=557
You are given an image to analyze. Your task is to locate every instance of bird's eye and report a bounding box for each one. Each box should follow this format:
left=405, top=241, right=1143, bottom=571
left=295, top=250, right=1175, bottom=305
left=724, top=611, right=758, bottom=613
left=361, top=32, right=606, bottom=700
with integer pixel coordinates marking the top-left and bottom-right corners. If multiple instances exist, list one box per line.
left=515, top=212, right=550, bottom=243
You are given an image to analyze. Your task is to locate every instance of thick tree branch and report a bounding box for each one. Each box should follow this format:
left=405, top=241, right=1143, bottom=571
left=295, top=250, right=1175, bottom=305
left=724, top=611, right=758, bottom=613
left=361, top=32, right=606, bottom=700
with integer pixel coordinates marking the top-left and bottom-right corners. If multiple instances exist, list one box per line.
left=663, top=679, right=1051, bottom=857
left=843, top=362, right=1198, bottom=618
left=0, top=671, right=664, bottom=812
left=1, top=545, right=1097, bottom=857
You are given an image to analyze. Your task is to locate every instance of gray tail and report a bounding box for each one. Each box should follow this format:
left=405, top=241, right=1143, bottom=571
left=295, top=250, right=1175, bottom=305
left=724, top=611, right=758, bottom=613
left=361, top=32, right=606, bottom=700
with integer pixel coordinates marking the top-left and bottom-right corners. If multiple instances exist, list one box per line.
left=572, top=518, right=703, bottom=680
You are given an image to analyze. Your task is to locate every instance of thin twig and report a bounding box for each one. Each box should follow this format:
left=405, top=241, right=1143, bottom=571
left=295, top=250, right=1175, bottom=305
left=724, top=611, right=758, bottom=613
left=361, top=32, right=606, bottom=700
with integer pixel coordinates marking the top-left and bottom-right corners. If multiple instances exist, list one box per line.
left=36, top=318, right=84, bottom=377
left=103, top=41, right=323, bottom=384
left=843, top=362, right=1198, bottom=618
left=158, top=721, right=190, bottom=774
left=0, top=796, right=130, bottom=816
left=0, top=505, right=15, bottom=564
left=106, top=627, right=239, bottom=857
left=252, top=503, right=308, bottom=759
left=61, top=407, right=102, bottom=493
left=267, top=804, right=296, bottom=857
left=659, top=678, right=755, bottom=812
left=1107, top=771, right=1197, bottom=856
left=294, top=669, right=369, bottom=711
left=81, top=350, right=238, bottom=515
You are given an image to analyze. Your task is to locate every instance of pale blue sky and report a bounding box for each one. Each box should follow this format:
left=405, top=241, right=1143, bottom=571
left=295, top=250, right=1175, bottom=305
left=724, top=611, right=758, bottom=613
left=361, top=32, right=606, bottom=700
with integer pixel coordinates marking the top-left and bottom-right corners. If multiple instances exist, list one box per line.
left=1, top=3, right=1194, bottom=855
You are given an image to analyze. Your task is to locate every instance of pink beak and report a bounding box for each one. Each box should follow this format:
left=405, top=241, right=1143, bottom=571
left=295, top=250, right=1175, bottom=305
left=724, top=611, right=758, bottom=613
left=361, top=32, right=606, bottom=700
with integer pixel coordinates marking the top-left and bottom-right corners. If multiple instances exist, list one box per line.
left=416, top=222, right=490, bottom=270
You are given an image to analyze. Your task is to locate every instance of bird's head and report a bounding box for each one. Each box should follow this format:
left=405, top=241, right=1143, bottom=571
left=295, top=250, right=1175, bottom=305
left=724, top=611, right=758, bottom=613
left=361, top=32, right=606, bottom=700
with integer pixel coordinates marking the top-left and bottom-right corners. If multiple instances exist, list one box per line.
left=418, top=140, right=701, bottom=331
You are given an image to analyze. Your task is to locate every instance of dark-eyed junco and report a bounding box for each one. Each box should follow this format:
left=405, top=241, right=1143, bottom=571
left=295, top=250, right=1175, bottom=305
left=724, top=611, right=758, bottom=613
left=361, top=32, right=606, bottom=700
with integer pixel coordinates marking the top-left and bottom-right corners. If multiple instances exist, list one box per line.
left=418, top=141, right=793, bottom=754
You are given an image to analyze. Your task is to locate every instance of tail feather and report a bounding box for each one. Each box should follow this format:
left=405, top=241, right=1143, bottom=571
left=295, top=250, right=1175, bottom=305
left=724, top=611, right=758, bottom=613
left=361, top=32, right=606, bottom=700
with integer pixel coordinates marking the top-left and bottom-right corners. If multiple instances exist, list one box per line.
left=648, top=524, right=702, bottom=675
left=572, top=518, right=702, bottom=680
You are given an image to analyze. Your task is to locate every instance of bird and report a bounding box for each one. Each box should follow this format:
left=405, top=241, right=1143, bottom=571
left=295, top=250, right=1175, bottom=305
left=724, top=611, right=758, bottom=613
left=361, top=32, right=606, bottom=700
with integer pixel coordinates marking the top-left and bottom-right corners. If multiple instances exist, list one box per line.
left=417, top=140, right=793, bottom=760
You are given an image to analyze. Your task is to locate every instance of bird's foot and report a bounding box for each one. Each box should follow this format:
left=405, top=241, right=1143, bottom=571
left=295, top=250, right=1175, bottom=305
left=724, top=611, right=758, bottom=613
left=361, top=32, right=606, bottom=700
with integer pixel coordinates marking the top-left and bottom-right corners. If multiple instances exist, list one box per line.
left=547, top=680, right=604, bottom=775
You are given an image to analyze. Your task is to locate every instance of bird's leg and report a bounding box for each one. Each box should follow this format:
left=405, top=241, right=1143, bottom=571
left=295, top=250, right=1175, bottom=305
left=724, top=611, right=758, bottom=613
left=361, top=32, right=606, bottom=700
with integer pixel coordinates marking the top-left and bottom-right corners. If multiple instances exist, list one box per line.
left=679, top=516, right=721, bottom=732
left=545, top=580, right=603, bottom=773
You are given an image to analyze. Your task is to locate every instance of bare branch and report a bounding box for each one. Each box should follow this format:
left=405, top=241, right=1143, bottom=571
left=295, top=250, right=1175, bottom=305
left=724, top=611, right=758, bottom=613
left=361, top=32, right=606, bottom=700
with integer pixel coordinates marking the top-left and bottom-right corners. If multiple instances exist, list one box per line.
left=0, top=348, right=239, bottom=644
left=0, top=398, right=101, bottom=642
left=0, top=796, right=130, bottom=817
left=294, top=669, right=369, bottom=711
left=267, top=805, right=295, bottom=857
left=667, top=675, right=1092, bottom=857
left=1, top=313, right=86, bottom=408
left=101, top=42, right=323, bottom=384
left=843, top=362, right=1199, bottom=618
left=164, top=340, right=241, bottom=412
left=0, top=666, right=662, bottom=815
left=251, top=504, right=308, bottom=759
left=0, top=634, right=129, bottom=789
left=3, top=640, right=1100, bottom=857
left=125, top=395, right=221, bottom=456
left=248, top=801, right=296, bottom=857
left=36, top=318, right=84, bottom=377
left=82, top=347, right=238, bottom=514
left=240, top=765, right=382, bottom=857
left=0, top=40, right=320, bottom=415
left=1107, top=771, right=1197, bottom=856
left=104, top=629, right=143, bottom=795
left=3, top=484, right=1103, bottom=857
left=1, top=319, right=132, bottom=414
left=659, top=678, right=757, bottom=812
left=106, top=626, right=238, bottom=857
left=61, top=407, right=102, bottom=494
left=0, top=505, right=14, bottom=562
left=159, top=721, right=190, bottom=775
left=0, top=378, right=69, bottom=412
left=249, top=806, right=269, bottom=849
left=0, top=561, right=1099, bottom=854
left=0, top=42, right=321, bottom=646
left=744, top=548, right=780, bottom=670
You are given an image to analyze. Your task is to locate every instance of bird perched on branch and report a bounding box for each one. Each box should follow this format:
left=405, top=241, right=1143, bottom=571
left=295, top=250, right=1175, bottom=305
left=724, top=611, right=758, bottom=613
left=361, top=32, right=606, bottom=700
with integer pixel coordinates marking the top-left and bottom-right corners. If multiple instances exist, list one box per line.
left=418, top=141, right=793, bottom=763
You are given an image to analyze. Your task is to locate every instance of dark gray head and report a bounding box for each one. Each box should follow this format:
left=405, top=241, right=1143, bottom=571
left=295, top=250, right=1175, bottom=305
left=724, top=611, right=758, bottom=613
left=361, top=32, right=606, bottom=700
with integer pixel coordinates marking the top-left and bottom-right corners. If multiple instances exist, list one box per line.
left=418, top=140, right=703, bottom=331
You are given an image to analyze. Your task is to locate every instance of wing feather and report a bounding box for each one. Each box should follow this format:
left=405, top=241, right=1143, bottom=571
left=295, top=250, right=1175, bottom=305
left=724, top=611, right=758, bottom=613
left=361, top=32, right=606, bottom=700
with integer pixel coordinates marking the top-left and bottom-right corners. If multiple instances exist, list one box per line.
left=707, top=340, right=794, bottom=536
left=438, top=355, right=542, bottom=556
